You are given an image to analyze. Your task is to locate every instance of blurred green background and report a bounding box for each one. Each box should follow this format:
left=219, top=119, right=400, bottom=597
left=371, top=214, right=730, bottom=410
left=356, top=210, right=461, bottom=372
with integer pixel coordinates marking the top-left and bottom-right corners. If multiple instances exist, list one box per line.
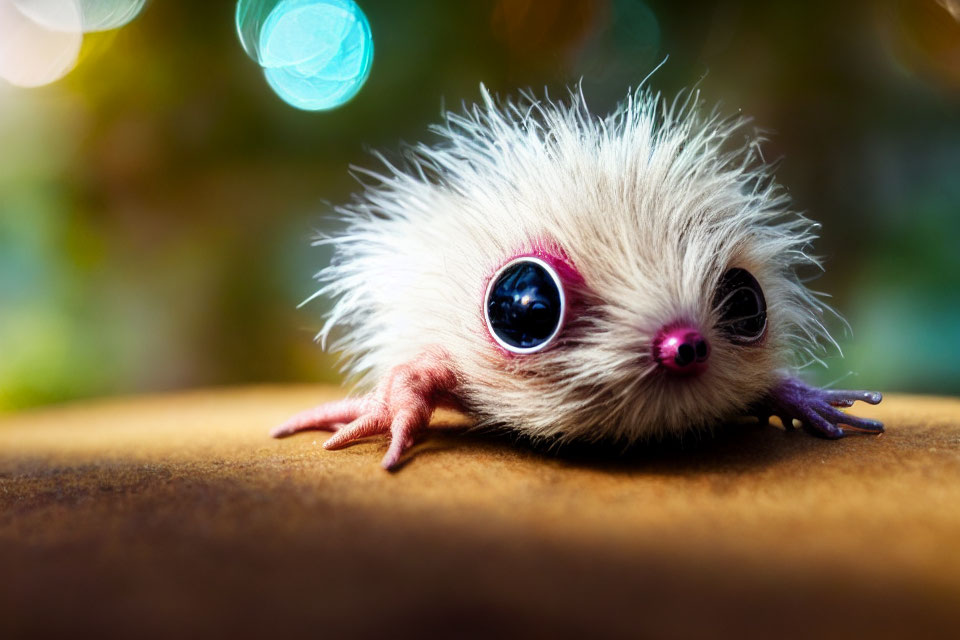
left=1, top=0, right=958, bottom=411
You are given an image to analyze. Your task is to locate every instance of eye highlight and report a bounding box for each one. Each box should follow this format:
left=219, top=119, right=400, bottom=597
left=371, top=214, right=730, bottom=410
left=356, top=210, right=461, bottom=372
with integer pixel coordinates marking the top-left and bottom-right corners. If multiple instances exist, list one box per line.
left=484, top=257, right=566, bottom=354
left=713, top=267, right=767, bottom=344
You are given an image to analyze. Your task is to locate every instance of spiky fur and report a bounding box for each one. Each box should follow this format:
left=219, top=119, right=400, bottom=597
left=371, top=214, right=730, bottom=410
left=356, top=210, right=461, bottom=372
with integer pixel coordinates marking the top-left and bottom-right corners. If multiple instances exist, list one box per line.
left=311, top=84, right=837, bottom=445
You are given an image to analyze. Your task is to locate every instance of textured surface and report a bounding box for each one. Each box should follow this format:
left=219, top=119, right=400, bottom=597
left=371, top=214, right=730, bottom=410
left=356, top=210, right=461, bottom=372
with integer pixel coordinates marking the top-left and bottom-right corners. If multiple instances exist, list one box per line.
left=1, top=386, right=959, bottom=639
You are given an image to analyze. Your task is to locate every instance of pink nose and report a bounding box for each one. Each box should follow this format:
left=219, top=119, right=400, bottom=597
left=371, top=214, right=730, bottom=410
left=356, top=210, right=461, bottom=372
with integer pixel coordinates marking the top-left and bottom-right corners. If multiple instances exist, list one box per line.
left=654, top=326, right=710, bottom=374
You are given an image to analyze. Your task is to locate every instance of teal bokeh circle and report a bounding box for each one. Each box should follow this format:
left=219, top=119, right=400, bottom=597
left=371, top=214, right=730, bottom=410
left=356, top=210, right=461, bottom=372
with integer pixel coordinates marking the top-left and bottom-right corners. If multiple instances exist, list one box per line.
left=237, top=0, right=374, bottom=111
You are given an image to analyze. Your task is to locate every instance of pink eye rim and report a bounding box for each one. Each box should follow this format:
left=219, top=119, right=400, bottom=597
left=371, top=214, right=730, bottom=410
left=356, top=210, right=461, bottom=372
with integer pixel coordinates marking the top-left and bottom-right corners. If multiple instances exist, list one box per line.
left=481, top=242, right=584, bottom=356
left=524, top=241, right=586, bottom=288
left=483, top=255, right=568, bottom=355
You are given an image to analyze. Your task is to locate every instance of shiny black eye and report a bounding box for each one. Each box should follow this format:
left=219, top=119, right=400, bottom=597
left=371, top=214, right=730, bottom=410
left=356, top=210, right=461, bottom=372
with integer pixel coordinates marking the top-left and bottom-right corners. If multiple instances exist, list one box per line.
left=713, top=268, right=767, bottom=344
left=484, top=257, right=565, bottom=353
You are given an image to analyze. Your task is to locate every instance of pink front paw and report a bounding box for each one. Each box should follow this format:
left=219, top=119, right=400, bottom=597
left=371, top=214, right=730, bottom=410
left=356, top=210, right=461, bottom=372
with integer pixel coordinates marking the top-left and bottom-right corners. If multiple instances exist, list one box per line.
left=272, top=349, right=458, bottom=470
left=325, top=400, right=428, bottom=470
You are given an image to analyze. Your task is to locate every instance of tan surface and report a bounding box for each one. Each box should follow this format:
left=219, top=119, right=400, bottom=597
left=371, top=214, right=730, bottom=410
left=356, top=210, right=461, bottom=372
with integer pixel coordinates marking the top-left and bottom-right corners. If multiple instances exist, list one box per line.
left=1, top=386, right=959, bottom=638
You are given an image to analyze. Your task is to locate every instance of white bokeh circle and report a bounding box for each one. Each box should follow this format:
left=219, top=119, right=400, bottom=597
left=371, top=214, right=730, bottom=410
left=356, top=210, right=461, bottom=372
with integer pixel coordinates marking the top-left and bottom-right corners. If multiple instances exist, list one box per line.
left=13, top=0, right=146, bottom=33
left=0, top=0, right=82, bottom=87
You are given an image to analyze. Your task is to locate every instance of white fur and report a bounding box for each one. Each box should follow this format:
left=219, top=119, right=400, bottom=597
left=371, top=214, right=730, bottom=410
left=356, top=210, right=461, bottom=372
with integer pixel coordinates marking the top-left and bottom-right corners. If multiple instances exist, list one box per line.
left=310, top=84, right=836, bottom=444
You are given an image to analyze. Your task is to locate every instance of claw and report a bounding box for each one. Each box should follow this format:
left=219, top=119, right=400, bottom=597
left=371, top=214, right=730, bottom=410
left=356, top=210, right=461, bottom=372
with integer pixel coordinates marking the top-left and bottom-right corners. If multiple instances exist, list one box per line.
left=270, top=398, right=364, bottom=438
left=799, top=407, right=845, bottom=439
left=818, top=404, right=885, bottom=433
left=322, top=413, right=383, bottom=450
left=821, top=389, right=882, bottom=407
left=381, top=411, right=418, bottom=470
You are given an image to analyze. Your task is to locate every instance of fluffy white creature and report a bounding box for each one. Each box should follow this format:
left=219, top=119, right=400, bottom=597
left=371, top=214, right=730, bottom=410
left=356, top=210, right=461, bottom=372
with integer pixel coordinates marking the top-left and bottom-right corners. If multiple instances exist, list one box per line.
left=273, top=83, right=883, bottom=469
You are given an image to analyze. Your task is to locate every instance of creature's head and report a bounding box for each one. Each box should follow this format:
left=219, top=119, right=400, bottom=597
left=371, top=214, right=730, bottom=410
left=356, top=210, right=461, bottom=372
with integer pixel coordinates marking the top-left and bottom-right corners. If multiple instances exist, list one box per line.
left=321, top=85, right=838, bottom=444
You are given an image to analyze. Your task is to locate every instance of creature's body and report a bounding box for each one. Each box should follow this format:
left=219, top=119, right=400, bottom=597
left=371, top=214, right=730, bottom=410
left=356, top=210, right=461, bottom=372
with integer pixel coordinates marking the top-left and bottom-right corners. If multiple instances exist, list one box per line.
left=274, top=85, right=883, bottom=469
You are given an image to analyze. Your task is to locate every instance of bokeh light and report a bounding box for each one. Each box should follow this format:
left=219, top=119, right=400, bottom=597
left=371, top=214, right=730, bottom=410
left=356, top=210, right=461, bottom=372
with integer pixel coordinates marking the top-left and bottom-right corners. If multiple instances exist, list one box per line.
left=236, top=0, right=373, bottom=111
left=236, top=0, right=274, bottom=62
left=0, top=0, right=147, bottom=88
left=13, top=0, right=146, bottom=33
left=878, top=0, right=960, bottom=91
left=0, top=0, right=82, bottom=87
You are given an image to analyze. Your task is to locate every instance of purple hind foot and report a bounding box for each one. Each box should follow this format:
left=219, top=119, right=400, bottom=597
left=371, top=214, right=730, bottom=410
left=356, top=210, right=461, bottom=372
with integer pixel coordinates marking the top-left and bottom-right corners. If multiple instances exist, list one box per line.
left=756, top=377, right=884, bottom=438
